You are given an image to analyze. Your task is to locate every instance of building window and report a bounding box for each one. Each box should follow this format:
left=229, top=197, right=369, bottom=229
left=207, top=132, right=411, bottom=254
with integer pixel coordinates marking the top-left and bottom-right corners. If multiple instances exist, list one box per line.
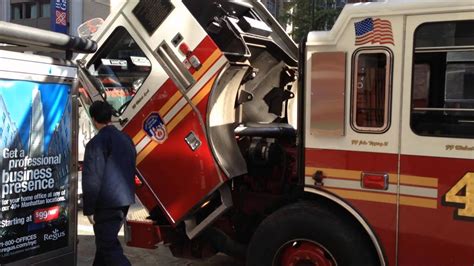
left=40, top=1, right=51, bottom=18
left=25, top=3, right=38, bottom=19
left=411, top=20, right=474, bottom=139
left=351, top=48, right=393, bottom=133
left=11, top=2, right=39, bottom=20
left=11, top=4, right=22, bottom=20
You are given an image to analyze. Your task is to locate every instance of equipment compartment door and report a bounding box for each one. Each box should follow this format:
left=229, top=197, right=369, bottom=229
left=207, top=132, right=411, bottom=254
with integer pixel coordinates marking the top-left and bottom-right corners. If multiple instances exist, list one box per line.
left=399, top=14, right=474, bottom=265
left=79, top=0, right=228, bottom=225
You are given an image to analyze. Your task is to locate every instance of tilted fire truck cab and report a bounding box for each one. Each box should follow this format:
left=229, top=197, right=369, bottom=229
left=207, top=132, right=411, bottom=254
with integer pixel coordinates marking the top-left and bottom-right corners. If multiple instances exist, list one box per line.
left=77, top=0, right=473, bottom=265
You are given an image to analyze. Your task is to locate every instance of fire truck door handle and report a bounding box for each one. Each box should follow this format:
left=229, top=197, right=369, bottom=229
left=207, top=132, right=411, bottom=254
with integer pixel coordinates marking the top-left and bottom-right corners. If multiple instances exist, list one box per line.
left=185, top=131, right=201, bottom=151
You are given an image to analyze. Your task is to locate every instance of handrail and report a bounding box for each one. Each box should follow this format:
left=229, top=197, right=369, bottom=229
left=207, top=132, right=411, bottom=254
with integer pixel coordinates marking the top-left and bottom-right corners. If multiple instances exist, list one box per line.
left=0, top=21, right=97, bottom=54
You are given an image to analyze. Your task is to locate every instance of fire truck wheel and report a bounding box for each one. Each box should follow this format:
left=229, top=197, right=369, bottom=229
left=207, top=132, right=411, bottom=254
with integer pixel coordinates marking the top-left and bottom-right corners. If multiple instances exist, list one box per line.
left=246, top=201, right=379, bottom=266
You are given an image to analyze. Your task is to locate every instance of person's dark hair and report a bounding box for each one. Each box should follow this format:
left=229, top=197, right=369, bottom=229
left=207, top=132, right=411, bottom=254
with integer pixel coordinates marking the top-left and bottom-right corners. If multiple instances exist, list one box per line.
left=89, top=101, right=112, bottom=124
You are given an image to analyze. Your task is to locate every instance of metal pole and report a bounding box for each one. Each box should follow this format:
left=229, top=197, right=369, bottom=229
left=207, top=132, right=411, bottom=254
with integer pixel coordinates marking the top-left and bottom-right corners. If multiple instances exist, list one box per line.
left=0, top=21, right=97, bottom=53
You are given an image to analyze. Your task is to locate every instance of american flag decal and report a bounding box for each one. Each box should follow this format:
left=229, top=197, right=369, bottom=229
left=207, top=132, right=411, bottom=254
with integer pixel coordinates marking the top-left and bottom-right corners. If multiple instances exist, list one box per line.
left=354, top=18, right=394, bottom=46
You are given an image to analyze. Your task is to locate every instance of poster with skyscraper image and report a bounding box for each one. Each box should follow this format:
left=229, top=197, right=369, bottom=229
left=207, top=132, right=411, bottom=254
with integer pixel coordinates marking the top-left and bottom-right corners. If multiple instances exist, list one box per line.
left=0, top=79, right=71, bottom=264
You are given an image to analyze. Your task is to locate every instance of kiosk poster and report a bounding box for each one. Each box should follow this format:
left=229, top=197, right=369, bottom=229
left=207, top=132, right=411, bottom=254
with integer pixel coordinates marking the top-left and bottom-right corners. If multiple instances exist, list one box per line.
left=0, top=79, right=71, bottom=264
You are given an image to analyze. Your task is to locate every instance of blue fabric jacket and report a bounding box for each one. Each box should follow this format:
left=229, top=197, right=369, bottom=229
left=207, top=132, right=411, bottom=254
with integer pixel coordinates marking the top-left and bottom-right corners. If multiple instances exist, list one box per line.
left=82, top=125, right=136, bottom=216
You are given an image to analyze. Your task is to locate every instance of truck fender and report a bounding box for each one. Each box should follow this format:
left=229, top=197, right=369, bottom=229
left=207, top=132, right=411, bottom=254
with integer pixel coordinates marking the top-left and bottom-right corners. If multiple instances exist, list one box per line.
left=303, top=186, right=387, bottom=266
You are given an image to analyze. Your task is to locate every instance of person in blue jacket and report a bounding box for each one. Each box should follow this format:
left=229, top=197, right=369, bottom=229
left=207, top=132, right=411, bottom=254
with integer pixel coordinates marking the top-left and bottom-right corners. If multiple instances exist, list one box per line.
left=82, top=101, right=136, bottom=266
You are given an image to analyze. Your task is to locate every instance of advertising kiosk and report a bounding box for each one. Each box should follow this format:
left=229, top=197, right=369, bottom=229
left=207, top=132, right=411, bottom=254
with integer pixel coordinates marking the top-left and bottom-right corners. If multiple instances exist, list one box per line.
left=0, top=22, right=96, bottom=265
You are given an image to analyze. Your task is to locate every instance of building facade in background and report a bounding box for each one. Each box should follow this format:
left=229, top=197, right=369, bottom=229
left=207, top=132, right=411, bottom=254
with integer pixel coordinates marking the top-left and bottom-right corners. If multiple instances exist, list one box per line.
left=0, top=0, right=114, bottom=36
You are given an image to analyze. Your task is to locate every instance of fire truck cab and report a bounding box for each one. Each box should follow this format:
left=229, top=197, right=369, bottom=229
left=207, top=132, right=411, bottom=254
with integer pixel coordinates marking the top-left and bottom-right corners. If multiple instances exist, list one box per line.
left=76, top=0, right=473, bottom=265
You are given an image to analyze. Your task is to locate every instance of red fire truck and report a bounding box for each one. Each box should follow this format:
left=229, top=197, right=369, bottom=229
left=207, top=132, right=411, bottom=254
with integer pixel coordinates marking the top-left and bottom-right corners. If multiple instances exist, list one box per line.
left=76, top=0, right=474, bottom=265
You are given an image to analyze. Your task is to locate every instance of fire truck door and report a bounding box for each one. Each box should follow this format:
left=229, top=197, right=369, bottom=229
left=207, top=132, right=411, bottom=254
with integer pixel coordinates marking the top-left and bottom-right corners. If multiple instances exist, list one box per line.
left=398, top=14, right=474, bottom=265
left=79, top=0, right=228, bottom=225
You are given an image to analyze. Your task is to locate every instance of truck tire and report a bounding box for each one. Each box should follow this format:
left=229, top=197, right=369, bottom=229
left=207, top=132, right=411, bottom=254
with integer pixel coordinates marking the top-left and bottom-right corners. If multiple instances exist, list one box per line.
left=246, top=201, right=379, bottom=266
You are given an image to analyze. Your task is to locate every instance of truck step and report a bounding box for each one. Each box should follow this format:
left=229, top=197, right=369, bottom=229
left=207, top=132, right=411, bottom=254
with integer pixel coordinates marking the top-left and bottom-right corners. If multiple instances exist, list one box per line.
left=127, top=206, right=150, bottom=222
